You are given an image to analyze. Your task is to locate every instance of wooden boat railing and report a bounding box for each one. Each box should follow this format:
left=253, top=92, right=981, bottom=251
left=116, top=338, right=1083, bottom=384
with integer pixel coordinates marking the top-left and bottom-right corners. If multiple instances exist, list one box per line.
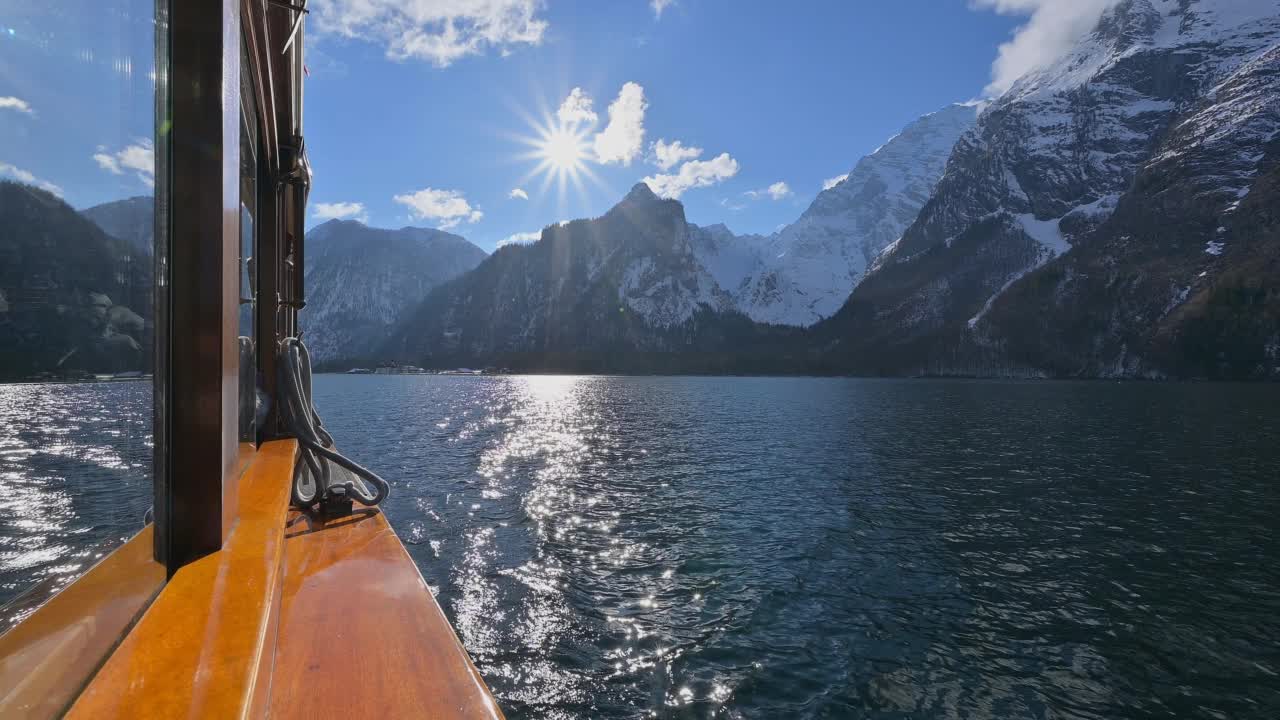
left=0, top=440, right=503, bottom=719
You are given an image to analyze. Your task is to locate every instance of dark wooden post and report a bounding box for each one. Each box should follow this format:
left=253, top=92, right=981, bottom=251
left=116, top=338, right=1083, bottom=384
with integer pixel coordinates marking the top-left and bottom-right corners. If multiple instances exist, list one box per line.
left=154, top=0, right=242, bottom=573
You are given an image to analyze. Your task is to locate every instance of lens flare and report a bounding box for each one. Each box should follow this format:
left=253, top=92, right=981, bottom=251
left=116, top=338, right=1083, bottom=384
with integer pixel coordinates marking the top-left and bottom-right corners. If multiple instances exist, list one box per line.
left=510, top=103, right=609, bottom=213
left=540, top=125, right=587, bottom=177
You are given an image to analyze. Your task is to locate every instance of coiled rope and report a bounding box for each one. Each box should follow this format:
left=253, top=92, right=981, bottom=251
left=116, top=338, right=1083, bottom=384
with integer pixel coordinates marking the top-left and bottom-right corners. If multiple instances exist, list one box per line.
left=277, top=337, right=390, bottom=508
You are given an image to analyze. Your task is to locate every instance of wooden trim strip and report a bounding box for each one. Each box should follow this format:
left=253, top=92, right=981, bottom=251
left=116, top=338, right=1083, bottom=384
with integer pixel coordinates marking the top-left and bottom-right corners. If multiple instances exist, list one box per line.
left=269, top=508, right=505, bottom=719
left=0, top=527, right=165, bottom=720
left=64, top=440, right=297, bottom=720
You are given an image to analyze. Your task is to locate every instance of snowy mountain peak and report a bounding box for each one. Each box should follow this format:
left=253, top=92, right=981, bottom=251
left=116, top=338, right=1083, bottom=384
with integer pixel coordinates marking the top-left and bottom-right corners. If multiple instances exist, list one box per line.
left=793, top=103, right=979, bottom=232
left=831, top=0, right=1280, bottom=379
left=690, top=102, right=979, bottom=327
left=1006, top=0, right=1280, bottom=103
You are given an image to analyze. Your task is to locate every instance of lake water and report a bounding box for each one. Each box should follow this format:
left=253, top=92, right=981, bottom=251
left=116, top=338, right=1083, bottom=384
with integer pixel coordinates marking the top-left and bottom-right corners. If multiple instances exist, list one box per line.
left=0, top=381, right=152, bottom=616
left=2, top=376, right=1279, bottom=718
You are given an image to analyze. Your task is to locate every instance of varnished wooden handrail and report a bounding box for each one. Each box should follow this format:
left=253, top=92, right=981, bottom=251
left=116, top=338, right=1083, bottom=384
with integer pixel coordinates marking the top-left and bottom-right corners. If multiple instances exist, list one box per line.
left=269, top=508, right=505, bottom=719
left=31, top=437, right=501, bottom=718
left=0, top=526, right=165, bottom=719
left=64, top=439, right=297, bottom=719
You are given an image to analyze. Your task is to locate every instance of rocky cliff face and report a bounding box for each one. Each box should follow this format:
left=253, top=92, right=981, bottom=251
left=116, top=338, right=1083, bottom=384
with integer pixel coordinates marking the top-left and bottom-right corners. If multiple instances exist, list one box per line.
left=301, top=220, right=487, bottom=364
left=736, top=103, right=979, bottom=326
left=823, top=0, right=1280, bottom=379
left=681, top=104, right=978, bottom=327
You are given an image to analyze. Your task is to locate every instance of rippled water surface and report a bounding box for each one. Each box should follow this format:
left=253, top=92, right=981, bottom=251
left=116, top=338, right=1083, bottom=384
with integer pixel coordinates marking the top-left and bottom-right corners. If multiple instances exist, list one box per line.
left=313, top=376, right=1280, bottom=719
left=2, top=376, right=1279, bottom=718
left=0, top=381, right=151, bottom=613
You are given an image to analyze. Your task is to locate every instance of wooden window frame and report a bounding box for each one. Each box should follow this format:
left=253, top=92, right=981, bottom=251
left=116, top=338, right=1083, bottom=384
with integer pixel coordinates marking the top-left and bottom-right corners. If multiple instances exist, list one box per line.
left=155, top=0, right=306, bottom=575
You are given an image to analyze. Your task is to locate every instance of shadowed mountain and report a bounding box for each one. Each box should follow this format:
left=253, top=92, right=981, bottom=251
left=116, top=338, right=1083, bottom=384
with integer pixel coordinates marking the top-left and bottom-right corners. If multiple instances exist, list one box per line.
left=382, top=184, right=802, bottom=373
left=301, top=219, right=488, bottom=364
left=0, top=182, right=153, bottom=380
left=81, top=196, right=155, bottom=256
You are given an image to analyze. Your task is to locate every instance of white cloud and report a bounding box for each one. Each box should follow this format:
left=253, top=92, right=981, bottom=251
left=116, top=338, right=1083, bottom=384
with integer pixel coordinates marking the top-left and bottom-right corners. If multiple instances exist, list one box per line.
left=0, top=97, right=33, bottom=115
left=641, top=152, right=739, bottom=199
left=0, top=162, right=64, bottom=197
left=313, top=201, right=367, bottom=222
left=509, top=187, right=529, bottom=200
left=719, top=197, right=745, bottom=212
left=822, top=173, right=849, bottom=191
left=651, top=0, right=675, bottom=18
left=746, top=181, right=792, bottom=201
left=393, top=187, right=483, bottom=229
left=556, top=87, right=598, bottom=127
left=592, top=82, right=647, bottom=166
left=498, top=230, right=540, bottom=247
left=92, top=140, right=154, bottom=188
left=972, top=0, right=1118, bottom=96
left=649, top=138, right=701, bottom=171
left=313, top=0, right=549, bottom=68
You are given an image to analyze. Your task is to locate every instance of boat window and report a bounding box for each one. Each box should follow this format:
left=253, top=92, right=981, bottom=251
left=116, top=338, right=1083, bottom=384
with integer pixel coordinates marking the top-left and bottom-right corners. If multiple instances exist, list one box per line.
left=239, top=50, right=259, bottom=454
left=0, top=0, right=160, bottom=617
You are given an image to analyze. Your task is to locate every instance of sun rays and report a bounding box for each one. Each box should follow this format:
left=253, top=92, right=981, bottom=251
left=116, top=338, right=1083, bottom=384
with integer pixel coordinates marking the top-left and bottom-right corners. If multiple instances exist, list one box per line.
left=512, top=113, right=607, bottom=212
left=538, top=124, right=588, bottom=179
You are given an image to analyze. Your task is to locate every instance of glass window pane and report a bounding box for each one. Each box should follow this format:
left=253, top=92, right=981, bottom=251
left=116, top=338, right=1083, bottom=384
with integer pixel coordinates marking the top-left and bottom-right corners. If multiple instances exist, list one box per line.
left=0, top=1, right=157, bottom=612
left=238, top=48, right=258, bottom=451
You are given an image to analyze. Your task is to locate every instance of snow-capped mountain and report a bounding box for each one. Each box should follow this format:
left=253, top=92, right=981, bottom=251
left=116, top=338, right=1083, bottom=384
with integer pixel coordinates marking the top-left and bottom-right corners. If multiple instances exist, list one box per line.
left=825, top=0, right=1280, bottom=378
left=302, top=220, right=487, bottom=364
left=371, top=0, right=1278, bottom=378
left=703, top=103, right=979, bottom=326
left=383, top=184, right=795, bottom=372
left=378, top=102, right=981, bottom=366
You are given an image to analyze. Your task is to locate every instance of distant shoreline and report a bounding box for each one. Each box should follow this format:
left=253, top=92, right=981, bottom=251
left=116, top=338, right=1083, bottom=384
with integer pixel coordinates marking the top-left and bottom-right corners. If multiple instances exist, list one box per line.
left=312, top=372, right=1278, bottom=384
left=6, top=373, right=1273, bottom=386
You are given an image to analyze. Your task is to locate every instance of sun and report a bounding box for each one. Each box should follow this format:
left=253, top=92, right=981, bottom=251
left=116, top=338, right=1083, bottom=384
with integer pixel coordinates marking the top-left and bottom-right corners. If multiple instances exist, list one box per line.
left=539, top=125, right=587, bottom=176
left=510, top=99, right=610, bottom=213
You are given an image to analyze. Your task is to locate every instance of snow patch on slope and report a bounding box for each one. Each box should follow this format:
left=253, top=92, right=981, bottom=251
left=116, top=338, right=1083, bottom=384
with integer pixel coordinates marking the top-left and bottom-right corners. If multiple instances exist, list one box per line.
left=618, top=254, right=723, bottom=328
left=1015, top=213, right=1069, bottom=256
left=968, top=211, right=1077, bottom=329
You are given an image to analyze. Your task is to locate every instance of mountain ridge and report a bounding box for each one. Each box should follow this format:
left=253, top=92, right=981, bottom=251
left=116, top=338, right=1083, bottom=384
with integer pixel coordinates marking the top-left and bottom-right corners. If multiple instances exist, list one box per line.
left=686, top=102, right=980, bottom=327
left=819, top=0, right=1280, bottom=379
left=379, top=183, right=800, bottom=372
left=351, top=0, right=1280, bottom=379
left=81, top=196, right=155, bottom=257
left=302, top=219, right=488, bottom=364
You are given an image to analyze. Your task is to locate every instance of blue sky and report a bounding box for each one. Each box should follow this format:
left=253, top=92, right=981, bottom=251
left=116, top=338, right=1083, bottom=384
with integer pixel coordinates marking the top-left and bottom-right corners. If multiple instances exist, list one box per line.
left=2, top=1, right=1100, bottom=252
left=302, top=0, right=1029, bottom=249
left=0, top=3, right=156, bottom=209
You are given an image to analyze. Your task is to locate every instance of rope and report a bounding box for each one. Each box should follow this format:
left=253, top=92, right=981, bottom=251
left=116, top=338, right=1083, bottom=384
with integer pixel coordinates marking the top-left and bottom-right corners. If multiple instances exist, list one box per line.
left=277, top=337, right=389, bottom=507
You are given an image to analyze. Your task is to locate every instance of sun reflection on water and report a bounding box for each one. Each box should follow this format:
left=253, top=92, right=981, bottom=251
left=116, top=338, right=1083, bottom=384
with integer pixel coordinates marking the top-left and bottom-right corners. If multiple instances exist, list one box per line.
left=406, top=374, right=741, bottom=717
left=0, top=381, right=152, bottom=613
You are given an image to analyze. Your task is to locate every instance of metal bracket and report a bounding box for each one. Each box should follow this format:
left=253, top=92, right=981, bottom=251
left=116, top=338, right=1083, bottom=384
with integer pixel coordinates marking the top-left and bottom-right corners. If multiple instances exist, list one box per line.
left=319, top=486, right=353, bottom=518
